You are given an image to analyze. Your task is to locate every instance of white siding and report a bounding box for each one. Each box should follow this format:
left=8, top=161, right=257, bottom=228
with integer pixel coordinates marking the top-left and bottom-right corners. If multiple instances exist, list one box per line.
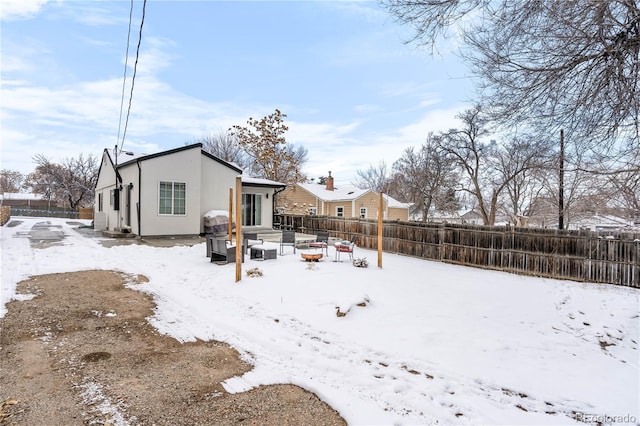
left=200, top=156, right=240, bottom=233
left=137, top=147, right=202, bottom=236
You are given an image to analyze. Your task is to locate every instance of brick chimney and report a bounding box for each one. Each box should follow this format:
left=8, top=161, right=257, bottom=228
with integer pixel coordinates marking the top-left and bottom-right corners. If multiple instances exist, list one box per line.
left=326, top=171, right=334, bottom=191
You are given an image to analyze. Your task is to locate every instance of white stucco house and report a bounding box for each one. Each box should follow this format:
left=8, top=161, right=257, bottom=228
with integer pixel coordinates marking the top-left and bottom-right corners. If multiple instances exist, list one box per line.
left=93, top=143, right=285, bottom=237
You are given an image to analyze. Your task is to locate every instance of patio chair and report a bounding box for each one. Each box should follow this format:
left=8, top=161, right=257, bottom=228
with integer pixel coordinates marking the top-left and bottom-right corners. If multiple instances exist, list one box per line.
left=243, top=232, right=263, bottom=254
left=308, top=231, right=329, bottom=255
left=280, top=230, right=296, bottom=255
left=335, top=235, right=357, bottom=261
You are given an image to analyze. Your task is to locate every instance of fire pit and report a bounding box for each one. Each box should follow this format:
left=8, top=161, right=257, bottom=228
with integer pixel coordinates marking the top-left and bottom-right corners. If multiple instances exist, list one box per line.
left=301, top=252, right=323, bottom=262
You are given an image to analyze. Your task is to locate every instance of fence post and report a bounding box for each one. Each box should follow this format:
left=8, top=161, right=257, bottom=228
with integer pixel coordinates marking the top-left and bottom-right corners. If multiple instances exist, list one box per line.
left=438, top=223, right=445, bottom=261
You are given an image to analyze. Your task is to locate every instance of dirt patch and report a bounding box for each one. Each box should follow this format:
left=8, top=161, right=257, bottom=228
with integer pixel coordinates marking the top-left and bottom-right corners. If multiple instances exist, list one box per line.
left=0, top=270, right=345, bottom=425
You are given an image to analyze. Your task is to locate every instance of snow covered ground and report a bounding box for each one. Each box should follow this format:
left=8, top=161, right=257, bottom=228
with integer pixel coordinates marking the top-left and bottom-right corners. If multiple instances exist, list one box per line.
left=1, top=217, right=638, bottom=425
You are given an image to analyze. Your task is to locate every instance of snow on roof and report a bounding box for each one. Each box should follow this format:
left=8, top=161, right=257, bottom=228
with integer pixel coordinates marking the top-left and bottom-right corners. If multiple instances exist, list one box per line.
left=298, top=183, right=370, bottom=201
left=571, top=214, right=631, bottom=226
left=383, top=194, right=412, bottom=209
left=242, top=176, right=285, bottom=187
left=0, top=193, right=46, bottom=201
left=114, top=151, right=146, bottom=163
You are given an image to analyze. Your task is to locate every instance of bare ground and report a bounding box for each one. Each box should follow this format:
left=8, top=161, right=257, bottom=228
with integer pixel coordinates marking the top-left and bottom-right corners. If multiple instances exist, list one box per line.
left=0, top=270, right=346, bottom=425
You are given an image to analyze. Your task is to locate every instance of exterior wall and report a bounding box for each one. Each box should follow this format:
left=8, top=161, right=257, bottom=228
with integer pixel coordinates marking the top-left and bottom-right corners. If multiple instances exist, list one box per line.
left=94, top=152, right=118, bottom=231
left=353, top=192, right=380, bottom=219
left=200, top=156, right=240, bottom=232
left=324, top=201, right=354, bottom=218
left=277, top=186, right=320, bottom=214
left=136, top=147, right=203, bottom=236
left=387, top=207, right=409, bottom=221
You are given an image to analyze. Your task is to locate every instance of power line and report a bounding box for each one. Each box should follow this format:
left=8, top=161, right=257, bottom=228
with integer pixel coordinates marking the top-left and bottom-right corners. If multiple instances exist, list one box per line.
left=119, top=0, right=147, bottom=155
left=115, top=0, right=134, bottom=155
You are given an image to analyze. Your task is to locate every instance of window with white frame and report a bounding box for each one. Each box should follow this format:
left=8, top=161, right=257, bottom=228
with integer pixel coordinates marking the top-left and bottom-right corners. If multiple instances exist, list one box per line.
left=308, top=206, right=317, bottom=215
left=360, top=207, right=367, bottom=219
left=159, top=181, right=186, bottom=215
left=336, top=206, right=344, bottom=217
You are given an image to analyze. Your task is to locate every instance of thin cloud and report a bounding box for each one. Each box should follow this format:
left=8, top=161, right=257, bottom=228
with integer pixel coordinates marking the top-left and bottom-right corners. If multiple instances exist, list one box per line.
left=0, top=0, right=50, bottom=21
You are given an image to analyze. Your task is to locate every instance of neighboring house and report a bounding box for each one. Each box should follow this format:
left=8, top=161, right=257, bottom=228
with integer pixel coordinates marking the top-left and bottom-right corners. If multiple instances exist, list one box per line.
left=94, top=143, right=284, bottom=237
left=277, top=173, right=411, bottom=221
left=564, top=214, right=636, bottom=232
left=460, top=209, right=484, bottom=225
left=0, top=192, right=53, bottom=208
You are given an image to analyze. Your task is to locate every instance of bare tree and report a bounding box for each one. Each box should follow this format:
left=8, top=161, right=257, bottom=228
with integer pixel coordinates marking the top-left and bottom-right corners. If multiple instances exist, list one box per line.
left=532, top=144, right=604, bottom=227
left=196, top=130, right=252, bottom=172
left=493, top=135, right=553, bottom=223
left=0, top=170, right=24, bottom=193
left=382, top=0, right=639, bottom=156
left=25, top=154, right=98, bottom=209
left=608, top=169, right=640, bottom=220
left=279, top=143, right=309, bottom=185
left=391, top=134, right=460, bottom=220
left=229, top=109, right=308, bottom=186
left=438, top=107, right=549, bottom=225
left=353, top=162, right=390, bottom=192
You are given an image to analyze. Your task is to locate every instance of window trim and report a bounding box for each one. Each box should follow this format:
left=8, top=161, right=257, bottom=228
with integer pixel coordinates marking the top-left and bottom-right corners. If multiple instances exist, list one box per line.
left=158, top=181, right=187, bottom=216
left=336, top=206, right=344, bottom=217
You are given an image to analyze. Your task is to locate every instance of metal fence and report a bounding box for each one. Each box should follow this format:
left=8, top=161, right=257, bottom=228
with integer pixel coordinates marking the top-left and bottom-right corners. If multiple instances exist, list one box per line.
left=275, top=214, right=640, bottom=287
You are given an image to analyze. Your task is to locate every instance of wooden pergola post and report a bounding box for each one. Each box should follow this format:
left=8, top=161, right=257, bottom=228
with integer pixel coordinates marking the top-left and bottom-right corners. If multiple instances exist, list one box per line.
left=228, top=188, right=233, bottom=242
left=378, top=191, right=383, bottom=268
left=235, top=176, right=242, bottom=282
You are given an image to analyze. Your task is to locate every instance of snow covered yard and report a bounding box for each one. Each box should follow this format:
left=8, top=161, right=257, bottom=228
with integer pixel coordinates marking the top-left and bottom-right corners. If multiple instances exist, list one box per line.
left=1, top=217, right=638, bottom=425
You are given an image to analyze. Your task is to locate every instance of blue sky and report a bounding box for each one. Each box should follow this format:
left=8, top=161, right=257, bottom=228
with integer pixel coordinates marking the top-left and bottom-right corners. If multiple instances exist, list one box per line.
left=1, top=0, right=474, bottom=186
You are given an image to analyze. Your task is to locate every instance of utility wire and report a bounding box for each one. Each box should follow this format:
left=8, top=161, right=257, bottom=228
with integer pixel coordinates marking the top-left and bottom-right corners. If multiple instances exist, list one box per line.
left=119, top=0, right=147, bottom=155
left=115, top=0, right=134, bottom=155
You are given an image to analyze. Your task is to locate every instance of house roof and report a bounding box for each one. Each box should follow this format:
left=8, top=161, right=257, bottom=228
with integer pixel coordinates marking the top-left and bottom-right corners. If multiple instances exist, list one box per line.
left=569, top=214, right=633, bottom=227
left=114, top=143, right=243, bottom=174
left=242, top=176, right=286, bottom=188
left=297, top=183, right=370, bottom=201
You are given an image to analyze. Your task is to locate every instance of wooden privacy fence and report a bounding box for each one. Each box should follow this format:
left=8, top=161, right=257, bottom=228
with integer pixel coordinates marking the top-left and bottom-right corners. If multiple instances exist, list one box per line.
left=275, top=214, right=640, bottom=287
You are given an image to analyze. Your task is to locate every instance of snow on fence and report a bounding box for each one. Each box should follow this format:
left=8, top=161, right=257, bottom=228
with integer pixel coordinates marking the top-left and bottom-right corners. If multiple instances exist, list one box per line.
left=6, top=206, right=80, bottom=219
left=276, top=214, right=640, bottom=288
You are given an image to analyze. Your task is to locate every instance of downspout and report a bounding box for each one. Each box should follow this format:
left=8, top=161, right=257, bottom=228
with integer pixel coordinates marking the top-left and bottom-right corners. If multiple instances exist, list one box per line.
left=273, top=185, right=286, bottom=225
left=137, top=159, right=142, bottom=237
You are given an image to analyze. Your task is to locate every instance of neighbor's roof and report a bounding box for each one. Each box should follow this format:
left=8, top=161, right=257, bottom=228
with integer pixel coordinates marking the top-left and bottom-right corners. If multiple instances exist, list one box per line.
left=298, top=183, right=371, bottom=201
left=384, top=194, right=412, bottom=209
left=297, top=183, right=411, bottom=209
